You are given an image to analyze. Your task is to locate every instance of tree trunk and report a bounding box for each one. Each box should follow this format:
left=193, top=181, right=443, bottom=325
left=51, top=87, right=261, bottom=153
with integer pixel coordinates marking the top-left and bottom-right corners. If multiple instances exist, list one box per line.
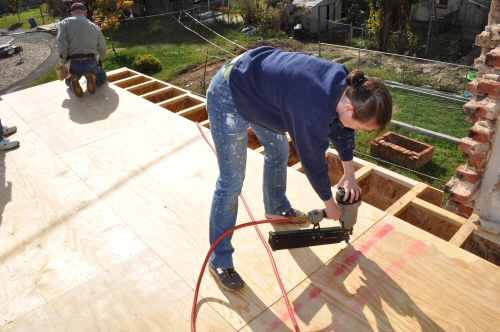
left=144, top=0, right=168, bottom=15
left=433, top=0, right=440, bottom=41
left=378, top=0, right=390, bottom=52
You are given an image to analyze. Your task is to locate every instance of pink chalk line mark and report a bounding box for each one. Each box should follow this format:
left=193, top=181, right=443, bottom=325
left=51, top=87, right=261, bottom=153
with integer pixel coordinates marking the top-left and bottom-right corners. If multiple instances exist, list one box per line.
left=101, top=223, right=121, bottom=233
left=334, top=223, right=395, bottom=277
left=266, top=223, right=394, bottom=331
left=331, top=240, right=427, bottom=330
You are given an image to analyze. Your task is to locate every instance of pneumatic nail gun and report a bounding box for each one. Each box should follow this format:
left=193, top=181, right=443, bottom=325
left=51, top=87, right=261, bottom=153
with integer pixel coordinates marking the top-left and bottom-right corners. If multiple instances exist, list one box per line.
left=268, top=187, right=362, bottom=251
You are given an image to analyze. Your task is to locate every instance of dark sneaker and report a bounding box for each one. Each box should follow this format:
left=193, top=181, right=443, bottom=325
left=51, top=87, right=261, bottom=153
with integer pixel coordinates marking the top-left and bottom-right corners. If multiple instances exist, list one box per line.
left=265, top=208, right=306, bottom=223
left=83, top=71, right=96, bottom=93
left=71, top=74, right=83, bottom=97
left=208, top=265, right=244, bottom=291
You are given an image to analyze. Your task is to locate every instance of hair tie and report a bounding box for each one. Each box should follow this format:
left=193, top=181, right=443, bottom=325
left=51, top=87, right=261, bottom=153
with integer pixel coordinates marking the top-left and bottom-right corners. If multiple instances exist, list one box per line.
left=355, top=77, right=364, bottom=85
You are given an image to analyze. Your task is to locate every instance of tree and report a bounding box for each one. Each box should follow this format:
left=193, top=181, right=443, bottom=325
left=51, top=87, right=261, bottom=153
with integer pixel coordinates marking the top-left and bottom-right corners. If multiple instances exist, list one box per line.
left=6, top=0, right=22, bottom=21
left=91, top=0, right=134, bottom=56
left=367, top=0, right=423, bottom=53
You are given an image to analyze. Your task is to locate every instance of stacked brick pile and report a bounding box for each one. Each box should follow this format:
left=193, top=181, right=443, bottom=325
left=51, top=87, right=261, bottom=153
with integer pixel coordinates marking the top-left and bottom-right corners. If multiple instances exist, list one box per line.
left=445, top=2, right=500, bottom=217
left=370, top=132, right=435, bottom=170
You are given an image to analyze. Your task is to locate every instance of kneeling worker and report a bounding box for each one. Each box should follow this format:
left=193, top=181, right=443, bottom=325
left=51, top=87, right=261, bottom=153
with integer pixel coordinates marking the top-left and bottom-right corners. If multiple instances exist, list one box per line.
left=57, top=2, right=107, bottom=97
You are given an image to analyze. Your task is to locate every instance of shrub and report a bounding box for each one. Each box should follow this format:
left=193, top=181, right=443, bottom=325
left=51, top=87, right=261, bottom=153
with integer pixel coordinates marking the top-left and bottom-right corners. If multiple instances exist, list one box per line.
left=131, top=54, right=162, bottom=73
left=151, top=25, right=166, bottom=35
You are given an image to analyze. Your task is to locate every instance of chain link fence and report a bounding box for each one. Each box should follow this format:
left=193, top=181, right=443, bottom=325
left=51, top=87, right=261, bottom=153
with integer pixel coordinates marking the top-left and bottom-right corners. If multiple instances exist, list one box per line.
left=320, top=21, right=477, bottom=64
left=302, top=43, right=476, bottom=97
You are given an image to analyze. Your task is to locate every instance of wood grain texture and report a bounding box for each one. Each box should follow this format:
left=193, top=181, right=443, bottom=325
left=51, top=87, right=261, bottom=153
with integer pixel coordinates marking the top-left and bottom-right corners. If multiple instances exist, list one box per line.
left=244, top=215, right=500, bottom=331
left=0, top=249, right=234, bottom=332
left=0, top=131, right=147, bottom=326
left=1, top=81, right=161, bottom=154
left=59, top=110, right=386, bottom=329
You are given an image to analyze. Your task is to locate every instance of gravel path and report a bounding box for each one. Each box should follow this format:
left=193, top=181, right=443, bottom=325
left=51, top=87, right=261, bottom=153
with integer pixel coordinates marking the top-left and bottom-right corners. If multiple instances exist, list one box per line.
left=0, top=28, right=58, bottom=95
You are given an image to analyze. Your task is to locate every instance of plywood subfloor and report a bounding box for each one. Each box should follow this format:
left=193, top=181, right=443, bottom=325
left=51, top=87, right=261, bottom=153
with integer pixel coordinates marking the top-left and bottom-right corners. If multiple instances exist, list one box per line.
left=1, top=71, right=499, bottom=331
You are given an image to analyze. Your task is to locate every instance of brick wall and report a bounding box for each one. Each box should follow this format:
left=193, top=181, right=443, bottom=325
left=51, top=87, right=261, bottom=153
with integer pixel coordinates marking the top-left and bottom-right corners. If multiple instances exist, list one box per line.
left=445, top=1, right=500, bottom=218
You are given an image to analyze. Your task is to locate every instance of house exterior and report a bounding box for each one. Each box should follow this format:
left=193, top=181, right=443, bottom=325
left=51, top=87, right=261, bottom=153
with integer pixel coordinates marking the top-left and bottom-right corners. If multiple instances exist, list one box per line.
left=412, top=0, right=489, bottom=30
left=292, top=0, right=341, bottom=33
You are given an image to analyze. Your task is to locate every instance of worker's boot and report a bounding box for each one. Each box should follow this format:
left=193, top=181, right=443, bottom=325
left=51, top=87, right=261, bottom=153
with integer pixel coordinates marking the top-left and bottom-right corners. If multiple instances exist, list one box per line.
left=71, top=74, right=83, bottom=97
left=83, top=72, right=96, bottom=94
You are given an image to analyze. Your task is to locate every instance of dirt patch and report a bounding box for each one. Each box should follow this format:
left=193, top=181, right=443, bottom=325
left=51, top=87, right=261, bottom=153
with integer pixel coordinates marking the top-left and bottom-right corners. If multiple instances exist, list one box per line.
left=171, top=39, right=309, bottom=90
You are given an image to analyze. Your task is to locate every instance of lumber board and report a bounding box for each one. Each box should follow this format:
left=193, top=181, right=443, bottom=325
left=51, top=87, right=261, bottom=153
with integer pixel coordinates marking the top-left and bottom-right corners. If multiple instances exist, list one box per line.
left=385, top=182, right=428, bottom=216
left=0, top=249, right=234, bottom=332
left=243, top=215, right=500, bottom=331
left=59, top=111, right=386, bottom=330
left=1, top=81, right=161, bottom=154
left=449, top=214, right=480, bottom=247
left=0, top=131, right=146, bottom=326
left=411, top=197, right=466, bottom=228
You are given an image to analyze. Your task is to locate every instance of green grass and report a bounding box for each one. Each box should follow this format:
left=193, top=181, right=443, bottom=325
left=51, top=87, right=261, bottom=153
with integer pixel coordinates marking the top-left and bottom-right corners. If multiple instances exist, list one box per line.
left=0, top=7, right=59, bottom=30
left=29, top=64, right=59, bottom=87
left=3, top=15, right=466, bottom=195
left=102, top=18, right=259, bottom=82
left=389, top=88, right=469, bottom=139
left=355, top=125, right=467, bottom=192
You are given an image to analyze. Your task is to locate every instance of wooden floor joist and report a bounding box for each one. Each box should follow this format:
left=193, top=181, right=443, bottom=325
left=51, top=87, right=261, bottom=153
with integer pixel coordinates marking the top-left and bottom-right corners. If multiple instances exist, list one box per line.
left=1, top=68, right=499, bottom=331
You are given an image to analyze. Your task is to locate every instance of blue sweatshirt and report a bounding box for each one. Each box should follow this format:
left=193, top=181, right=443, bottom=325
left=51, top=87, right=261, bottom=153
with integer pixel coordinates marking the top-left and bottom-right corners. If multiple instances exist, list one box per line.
left=229, top=47, right=355, bottom=201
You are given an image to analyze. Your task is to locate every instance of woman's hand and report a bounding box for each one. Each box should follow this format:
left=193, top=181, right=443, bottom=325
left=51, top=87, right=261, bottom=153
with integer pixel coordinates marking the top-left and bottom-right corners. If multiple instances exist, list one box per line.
left=338, top=160, right=361, bottom=203
left=324, top=197, right=342, bottom=220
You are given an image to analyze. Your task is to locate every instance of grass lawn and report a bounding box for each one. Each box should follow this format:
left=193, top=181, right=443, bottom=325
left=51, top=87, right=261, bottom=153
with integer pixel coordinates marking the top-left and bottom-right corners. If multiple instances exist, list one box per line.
left=355, top=125, right=466, bottom=192
left=388, top=87, right=469, bottom=139
left=103, top=17, right=259, bottom=82
left=2, top=13, right=467, bottom=197
left=0, top=7, right=59, bottom=30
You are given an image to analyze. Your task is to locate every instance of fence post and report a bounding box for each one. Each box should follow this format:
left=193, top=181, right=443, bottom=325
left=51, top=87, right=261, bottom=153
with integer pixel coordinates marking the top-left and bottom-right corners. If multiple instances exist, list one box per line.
left=350, top=23, right=353, bottom=46
left=402, top=55, right=406, bottom=85
left=319, top=40, right=321, bottom=58
left=413, top=91, right=420, bottom=126
left=358, top=48, right=360, bottom=70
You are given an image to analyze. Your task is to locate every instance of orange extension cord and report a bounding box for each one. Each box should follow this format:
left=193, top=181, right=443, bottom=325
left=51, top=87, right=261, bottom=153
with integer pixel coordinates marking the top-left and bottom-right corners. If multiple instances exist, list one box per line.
left=192, top=122, right=300, bottom=332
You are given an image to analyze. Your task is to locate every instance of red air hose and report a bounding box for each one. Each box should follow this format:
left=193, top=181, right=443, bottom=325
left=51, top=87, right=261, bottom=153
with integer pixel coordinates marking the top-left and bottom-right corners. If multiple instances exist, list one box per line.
left=192, top=122, right=300, bottom=332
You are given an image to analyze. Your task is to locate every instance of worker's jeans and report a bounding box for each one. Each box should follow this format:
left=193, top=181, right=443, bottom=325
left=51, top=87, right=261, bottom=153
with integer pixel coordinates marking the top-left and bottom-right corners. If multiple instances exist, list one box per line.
left=65, top=58, right=107, bottom=88
left=206, top=67, right=291, bottom=269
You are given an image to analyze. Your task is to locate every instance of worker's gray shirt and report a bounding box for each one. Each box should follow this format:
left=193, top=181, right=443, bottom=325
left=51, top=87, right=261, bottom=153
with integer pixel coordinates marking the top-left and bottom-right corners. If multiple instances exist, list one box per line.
left=57, top=14, right=107, bottom=61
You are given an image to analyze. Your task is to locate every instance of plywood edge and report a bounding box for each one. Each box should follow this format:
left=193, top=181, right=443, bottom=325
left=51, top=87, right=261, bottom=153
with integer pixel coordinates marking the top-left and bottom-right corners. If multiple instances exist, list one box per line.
left=411, top=197, right=467, bottom=228
left=449, top=214, right=480, bottom=247
left=384, top=182, right=428, bottom=216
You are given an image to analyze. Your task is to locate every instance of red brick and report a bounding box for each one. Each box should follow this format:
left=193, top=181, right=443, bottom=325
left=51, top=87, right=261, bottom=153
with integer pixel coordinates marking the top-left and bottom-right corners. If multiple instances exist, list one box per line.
left=467, top=116, right=479, bottom=124
left=455, top=165, right=483, bottom=183
left=458, top=203, right=474, bottom=216
left=478, top=79, right=500, bottom=96
left=485, top=52, right=500, bottom=68
left=447, top=178, right=479, bottom=204
left=468, top=120, right=495, bottom=143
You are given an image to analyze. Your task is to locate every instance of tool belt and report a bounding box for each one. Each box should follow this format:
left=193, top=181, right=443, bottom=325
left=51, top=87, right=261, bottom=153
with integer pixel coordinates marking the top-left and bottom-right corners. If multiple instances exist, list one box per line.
left=67, top=53, right=95, bottom=60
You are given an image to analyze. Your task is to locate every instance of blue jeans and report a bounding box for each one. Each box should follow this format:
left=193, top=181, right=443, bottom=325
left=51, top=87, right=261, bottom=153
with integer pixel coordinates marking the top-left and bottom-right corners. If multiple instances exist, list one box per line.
left=206, top=66, right=291, bottom=269
left=64, top=58, right=107, bottom=88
